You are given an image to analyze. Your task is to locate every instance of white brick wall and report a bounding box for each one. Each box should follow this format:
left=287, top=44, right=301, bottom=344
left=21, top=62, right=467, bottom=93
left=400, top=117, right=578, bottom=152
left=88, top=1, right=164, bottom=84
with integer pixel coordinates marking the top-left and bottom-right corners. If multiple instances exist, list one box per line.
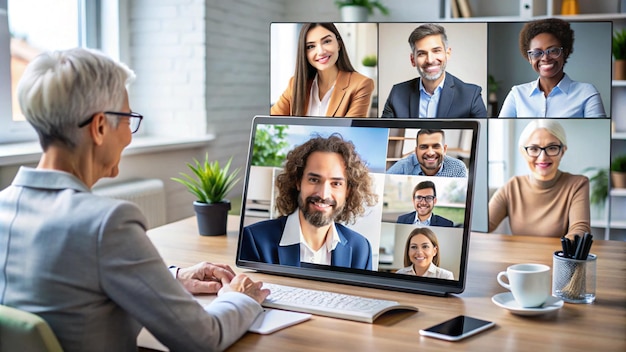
left=123, top=0, right=355, bottom=220
left=126, top=0, right=289, bottom=165
left=128, top=0, right=207, bottom=138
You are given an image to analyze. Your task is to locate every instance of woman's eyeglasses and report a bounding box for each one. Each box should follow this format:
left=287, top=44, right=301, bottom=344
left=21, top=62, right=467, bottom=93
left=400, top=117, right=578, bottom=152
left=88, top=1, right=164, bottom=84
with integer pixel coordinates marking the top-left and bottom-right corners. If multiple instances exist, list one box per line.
left=78, top=111, right=144, bottom=134
left=527, top=47, right=563, bottom=61
left=523, top=144, right=563, bottom=157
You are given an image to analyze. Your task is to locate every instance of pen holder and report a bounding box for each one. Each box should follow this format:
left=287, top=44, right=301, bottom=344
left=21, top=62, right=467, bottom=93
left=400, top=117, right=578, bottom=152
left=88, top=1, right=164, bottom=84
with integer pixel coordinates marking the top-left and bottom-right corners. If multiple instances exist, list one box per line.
left=552, top=251, right=596, bottom=304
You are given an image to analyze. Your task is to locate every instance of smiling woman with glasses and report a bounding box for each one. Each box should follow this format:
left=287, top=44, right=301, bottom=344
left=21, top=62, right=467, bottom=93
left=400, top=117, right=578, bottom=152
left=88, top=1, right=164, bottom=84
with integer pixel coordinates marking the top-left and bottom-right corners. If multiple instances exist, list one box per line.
left=488, top=119, right=590, bottom=239
left=498, top=18, right=606, bottom=117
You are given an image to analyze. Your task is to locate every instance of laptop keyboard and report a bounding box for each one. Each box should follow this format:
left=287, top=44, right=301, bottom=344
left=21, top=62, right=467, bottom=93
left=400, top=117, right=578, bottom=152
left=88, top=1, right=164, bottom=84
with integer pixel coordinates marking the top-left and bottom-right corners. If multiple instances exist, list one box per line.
left=261, top=283, right=418, bottom=323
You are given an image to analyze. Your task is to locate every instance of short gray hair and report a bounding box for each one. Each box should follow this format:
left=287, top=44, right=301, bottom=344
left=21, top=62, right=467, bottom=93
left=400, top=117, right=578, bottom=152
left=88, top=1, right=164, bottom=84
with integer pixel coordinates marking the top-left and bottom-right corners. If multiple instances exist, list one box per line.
left=518, top=119, right=568, bottom=149
left=17, top=47, right=135, bottom=150
left=408, top=23, right=448, bottom=53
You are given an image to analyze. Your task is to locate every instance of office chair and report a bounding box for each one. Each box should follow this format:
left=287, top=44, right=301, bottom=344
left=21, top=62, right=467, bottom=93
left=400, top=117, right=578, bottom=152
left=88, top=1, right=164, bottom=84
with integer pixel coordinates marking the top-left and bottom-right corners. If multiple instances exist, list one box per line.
left=0, top=304, right=64, bottom=352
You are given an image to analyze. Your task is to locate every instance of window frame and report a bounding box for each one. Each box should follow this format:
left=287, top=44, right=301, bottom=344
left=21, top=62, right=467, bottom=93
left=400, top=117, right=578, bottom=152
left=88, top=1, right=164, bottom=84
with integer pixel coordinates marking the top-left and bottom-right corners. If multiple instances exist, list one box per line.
left=0, top=0, right=104, bottom=144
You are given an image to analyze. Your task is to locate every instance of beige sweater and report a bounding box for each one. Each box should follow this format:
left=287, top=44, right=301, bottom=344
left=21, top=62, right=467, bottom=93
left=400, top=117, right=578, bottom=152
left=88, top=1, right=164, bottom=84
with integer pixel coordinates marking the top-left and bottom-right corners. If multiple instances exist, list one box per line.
left=488, top=171, right=590, bottom=237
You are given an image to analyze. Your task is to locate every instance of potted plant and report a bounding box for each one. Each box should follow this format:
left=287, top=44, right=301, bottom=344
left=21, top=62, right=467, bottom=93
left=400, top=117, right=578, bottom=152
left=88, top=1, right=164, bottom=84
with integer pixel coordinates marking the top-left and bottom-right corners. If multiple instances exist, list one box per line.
left=583, top=167, right=609, bottom=210
left=487, top=74, right=501, bottom=117
left=613, top=29, right=626, bottom=80
left=361, top=54, right=377, bottom=78
left=610, top=154, right=626, bottom=189
left=335, top=0, right=389, bottom=22
left=362, top=54, right=377, bottom=67
left=172, top=154, right=241, bottom=236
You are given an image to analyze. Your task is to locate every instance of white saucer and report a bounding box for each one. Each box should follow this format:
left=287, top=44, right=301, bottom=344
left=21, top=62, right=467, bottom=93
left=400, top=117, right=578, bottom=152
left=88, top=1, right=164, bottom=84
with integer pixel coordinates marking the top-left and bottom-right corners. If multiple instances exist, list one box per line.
left=491, top=292, right=564, bottom=316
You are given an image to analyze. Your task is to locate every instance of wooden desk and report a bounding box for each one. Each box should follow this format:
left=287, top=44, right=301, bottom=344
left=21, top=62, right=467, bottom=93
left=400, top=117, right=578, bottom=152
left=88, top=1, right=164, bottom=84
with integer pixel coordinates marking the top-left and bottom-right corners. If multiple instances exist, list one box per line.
left=145, top=216, right=626, bottom=351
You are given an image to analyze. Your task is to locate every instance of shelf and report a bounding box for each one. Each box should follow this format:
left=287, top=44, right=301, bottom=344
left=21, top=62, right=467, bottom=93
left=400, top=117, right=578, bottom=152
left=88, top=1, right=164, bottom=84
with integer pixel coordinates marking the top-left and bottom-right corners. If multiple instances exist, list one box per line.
left=613, top=132, right=626, bottom=140
left=610, top=188, right=626, bottom=197
left=446, top=13, right=626, bottom=22
left=612, top=80, right=626, bottom=87
left=591, top=219, right=626, bottom=229
left=591, top=219, right=607, bottom=228
left=609, top=220, right=626, bottom=229
left=542, top=13, right=626, bottom=21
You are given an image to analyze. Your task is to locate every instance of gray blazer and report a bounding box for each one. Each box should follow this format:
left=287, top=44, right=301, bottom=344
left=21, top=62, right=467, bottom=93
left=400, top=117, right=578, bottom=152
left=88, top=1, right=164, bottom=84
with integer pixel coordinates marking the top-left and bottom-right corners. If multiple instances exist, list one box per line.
left=0, top=167, right=262, bottom=352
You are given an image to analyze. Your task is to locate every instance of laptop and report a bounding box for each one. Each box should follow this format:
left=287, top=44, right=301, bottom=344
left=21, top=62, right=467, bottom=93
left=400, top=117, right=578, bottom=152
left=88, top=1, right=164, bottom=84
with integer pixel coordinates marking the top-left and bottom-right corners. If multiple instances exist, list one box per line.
left=236, top=116, right=480, bottom=296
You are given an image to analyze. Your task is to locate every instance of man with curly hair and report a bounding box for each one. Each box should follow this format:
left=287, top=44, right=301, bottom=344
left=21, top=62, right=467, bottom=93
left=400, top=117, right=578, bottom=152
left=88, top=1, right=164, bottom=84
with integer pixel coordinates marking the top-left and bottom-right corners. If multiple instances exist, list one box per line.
left=240, top=134, right=378, bottom=270
left=499, top=18, right=606, bottom=117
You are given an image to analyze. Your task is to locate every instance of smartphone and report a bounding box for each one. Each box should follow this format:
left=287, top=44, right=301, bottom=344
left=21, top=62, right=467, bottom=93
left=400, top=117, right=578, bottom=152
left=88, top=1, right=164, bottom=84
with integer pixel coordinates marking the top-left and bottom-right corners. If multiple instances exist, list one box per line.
left=419, top=315, right=495, bottom=341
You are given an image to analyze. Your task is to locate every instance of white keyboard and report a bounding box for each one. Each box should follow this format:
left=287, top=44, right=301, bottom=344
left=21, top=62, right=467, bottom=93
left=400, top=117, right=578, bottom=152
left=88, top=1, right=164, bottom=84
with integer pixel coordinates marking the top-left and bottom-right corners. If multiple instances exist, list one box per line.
left=261, top=283, right=418, bottom=323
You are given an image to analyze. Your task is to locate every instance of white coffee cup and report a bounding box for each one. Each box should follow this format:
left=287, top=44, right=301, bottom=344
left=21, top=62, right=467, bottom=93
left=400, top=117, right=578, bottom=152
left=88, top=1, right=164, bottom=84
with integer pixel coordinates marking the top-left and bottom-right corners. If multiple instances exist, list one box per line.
left=497, top=263, right=551, bottom=308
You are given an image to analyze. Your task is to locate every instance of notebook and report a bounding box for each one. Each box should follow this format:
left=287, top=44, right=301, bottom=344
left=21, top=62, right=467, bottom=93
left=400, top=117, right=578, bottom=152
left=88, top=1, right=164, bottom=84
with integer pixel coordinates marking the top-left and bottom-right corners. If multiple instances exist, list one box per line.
left=236, top=116, right=480, bottom=296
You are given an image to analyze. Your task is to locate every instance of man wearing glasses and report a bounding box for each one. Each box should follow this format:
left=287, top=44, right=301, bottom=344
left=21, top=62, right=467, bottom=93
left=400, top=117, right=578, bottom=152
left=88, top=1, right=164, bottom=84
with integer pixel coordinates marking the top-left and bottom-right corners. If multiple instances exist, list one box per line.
left=397, top=180, right=454, bottom=227
left=498, top=18, right=606, bottom=117
left=381, top=23, right=487, bottom=118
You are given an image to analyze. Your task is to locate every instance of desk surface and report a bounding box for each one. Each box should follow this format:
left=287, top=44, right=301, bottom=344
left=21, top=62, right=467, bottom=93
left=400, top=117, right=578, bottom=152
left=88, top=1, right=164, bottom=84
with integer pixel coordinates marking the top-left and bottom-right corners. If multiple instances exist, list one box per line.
left=145, top=216, right=626, bottom=351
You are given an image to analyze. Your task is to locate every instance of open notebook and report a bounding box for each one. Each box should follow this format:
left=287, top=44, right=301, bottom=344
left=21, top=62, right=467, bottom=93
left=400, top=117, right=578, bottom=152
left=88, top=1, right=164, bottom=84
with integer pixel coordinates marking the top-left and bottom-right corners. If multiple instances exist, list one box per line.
left=236, top=116, right=480, bottom=298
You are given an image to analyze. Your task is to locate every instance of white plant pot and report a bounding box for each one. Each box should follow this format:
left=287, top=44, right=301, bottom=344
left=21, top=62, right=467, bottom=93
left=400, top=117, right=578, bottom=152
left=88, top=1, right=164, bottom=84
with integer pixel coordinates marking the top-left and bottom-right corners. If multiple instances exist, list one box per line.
left=362, top=66, right=377, bottom=79
left=341, top=6, right=368, bottom=22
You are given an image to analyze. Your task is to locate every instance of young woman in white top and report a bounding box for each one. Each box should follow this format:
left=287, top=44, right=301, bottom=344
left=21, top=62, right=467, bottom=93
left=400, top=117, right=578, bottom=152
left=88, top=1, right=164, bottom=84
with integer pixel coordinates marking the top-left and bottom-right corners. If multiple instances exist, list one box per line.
left=395, top=227, right=454, bottom=280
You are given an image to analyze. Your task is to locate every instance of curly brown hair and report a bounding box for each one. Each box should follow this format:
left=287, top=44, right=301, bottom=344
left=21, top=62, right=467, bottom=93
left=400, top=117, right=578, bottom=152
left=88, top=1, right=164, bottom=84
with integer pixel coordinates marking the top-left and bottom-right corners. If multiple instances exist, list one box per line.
left=274, top=133, right=378, bottom=224
left=519, top=18, right=574, bottom=63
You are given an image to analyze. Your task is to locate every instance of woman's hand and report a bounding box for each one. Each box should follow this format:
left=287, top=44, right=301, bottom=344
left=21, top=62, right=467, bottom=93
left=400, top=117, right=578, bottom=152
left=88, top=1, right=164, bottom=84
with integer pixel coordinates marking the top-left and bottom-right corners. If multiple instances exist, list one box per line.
left=176, top=262, right=236, bottom=294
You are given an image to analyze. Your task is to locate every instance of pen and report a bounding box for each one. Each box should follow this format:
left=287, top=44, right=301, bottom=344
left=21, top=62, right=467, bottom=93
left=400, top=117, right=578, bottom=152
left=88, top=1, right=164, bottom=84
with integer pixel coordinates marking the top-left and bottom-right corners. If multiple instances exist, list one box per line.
left=561, top=237, right=569, bottom=258
left=581, top=233, right=593, bottom=260
left=565, top=237, right=574, bottom=258
left=571, top=235, right=583, bottom=259
left=574, top=234, right=584, bottom=260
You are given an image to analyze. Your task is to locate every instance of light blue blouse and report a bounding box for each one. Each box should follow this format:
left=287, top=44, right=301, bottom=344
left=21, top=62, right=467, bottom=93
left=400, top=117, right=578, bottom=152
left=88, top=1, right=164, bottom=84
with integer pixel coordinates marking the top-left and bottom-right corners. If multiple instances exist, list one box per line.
left=498, top=73, right=606, bottom=118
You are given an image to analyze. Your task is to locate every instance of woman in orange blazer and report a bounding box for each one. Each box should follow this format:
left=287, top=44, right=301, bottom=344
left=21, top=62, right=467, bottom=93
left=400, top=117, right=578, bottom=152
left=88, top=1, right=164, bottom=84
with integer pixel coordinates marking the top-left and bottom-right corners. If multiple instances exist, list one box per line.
left=271, top=23, right=375, bottom=118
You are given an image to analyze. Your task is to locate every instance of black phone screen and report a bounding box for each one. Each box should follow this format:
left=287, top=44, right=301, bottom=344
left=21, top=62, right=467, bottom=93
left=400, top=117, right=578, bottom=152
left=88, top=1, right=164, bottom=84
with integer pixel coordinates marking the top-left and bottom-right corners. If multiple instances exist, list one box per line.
left=423, top=315, right=492, bottom=337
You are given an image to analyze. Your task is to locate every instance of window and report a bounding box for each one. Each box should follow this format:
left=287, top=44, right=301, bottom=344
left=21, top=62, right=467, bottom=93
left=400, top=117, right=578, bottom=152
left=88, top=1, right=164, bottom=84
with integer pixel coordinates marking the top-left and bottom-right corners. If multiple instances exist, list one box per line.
left=0, top=0, right=101, bottom=144
left=488, top=119, right=510, bottom=189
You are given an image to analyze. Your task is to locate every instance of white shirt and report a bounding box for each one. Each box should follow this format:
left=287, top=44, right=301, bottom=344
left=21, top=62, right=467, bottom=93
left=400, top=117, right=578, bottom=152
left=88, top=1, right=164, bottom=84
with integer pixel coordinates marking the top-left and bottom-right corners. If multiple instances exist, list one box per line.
left=279, top=211, right=340, bottom=265
left=306, top=74, right=335, bottom=116
left=395, top=262, right=454, bottom=280
left=498, top=73, right=606, bottom=117
left=414, top=213, right=432, bottom=226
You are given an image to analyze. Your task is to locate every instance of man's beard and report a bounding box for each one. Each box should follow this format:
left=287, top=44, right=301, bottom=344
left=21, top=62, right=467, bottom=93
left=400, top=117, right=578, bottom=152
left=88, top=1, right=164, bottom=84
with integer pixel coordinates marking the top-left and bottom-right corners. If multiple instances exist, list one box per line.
left=419, top=154, right=443, bottom=171
left=298, top=195, right=343, bottom=227
left=416, top=204, right=433, bottom=217
left=416, top=61, right=446, bottom=82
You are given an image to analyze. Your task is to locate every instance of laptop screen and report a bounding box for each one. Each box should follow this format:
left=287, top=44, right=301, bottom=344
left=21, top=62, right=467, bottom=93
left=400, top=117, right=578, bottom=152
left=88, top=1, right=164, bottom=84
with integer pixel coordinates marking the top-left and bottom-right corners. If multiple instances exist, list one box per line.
left=236, top=116, right=479, bottom=296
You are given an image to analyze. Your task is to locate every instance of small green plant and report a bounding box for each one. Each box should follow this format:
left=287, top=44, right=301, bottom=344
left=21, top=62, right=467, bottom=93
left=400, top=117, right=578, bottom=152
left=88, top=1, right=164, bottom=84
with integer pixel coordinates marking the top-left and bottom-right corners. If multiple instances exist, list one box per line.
left=252, top=125, right=289, bottom=167
left=334, top=0, right=390, bottom=16
left=583, top=167, right=609, bottom=207
left=613, top=29, right=626, bottom=60
left=611, top=154, right=626, bottom=172
left=171, top=154, right=240, bottom=204
left=362, top=54, right=377, bottom=67
left=487, top=74, right=500, bottom=94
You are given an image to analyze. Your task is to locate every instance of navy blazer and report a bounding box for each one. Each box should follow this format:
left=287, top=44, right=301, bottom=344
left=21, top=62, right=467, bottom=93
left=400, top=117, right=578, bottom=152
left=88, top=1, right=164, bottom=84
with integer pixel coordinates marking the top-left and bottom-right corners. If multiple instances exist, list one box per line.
left=240, top=216, right=372, bottom=270
left=381, top=73, right=487, bottom=118
left=396, top=212, right=454, bottom=227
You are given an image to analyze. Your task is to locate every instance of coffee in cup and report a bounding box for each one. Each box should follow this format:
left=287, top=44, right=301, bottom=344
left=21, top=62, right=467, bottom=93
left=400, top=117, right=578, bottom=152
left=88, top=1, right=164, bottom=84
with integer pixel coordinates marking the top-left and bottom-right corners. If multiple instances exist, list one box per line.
left=497, top=263, right=551, bottom=308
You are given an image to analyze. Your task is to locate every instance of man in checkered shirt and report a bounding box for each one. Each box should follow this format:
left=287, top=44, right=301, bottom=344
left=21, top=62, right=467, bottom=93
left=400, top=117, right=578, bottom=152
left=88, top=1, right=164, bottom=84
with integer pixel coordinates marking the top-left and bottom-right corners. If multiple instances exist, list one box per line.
left=386, top=129, right=467, bottom=177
